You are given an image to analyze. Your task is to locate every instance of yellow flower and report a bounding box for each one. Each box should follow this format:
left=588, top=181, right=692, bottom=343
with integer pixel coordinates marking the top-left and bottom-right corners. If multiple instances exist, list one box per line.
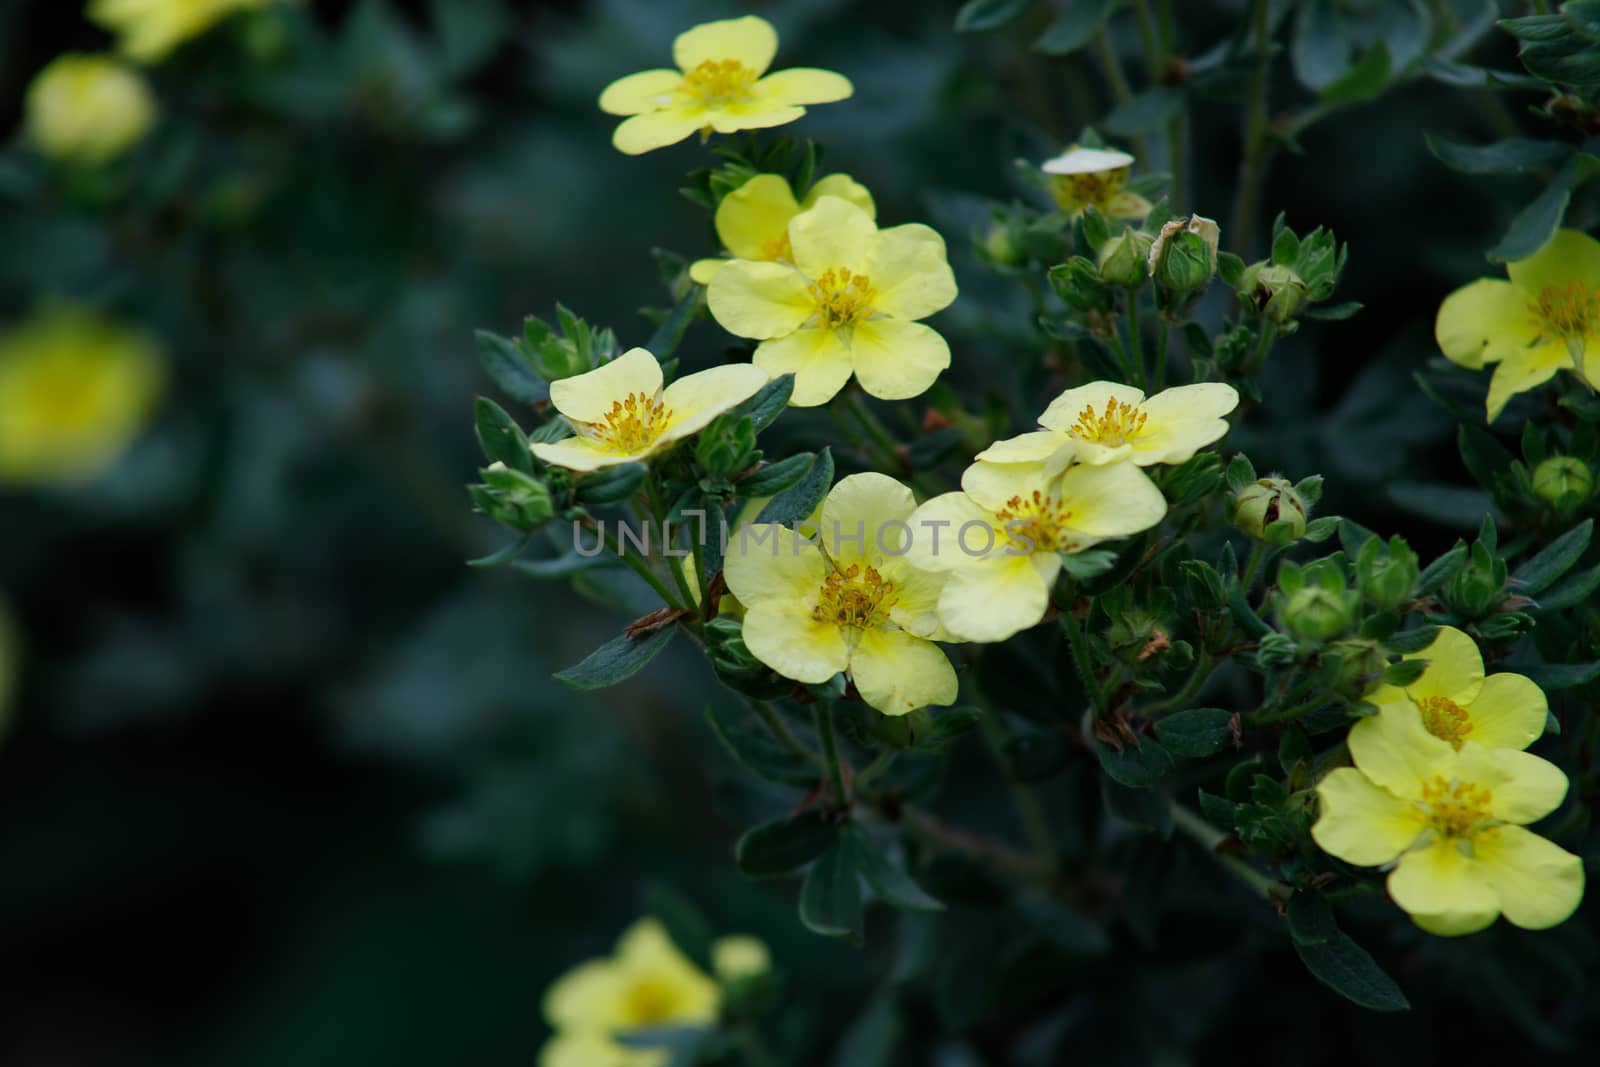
left=1435, top=228, right=1600, bottom=421
left=1040, top=145, right=1152, bottom=220
left=1313, top=710, right=1583, bottom=937
left=598, top=16, right=852, bottom=156
left=0, top=305, right=166, bottom=487
left=530, top=348, right=768, bottom=472
left=541, top=918, right=763, bottom=1067
left=689, top=173, right=875, bottom=285
left=1359, top=624, right=1547, bottom=753
left=722, top=473, right=958, bottom=715
left=25, top=54, right=157, bottom=165
left=89, top=0, right=280, bottom=64
left=707, top=196, right=958, bottom=406
left=904, top=458, right=1167, bottom=643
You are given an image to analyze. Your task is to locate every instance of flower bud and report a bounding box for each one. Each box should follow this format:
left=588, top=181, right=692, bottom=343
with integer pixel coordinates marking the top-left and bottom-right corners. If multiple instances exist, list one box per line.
left=1532, top=456, right=1593, bottom=509
left=1148, top=214, right=1219, bottom=291
left=981, top=220, right=1024, bottom=267
left=1096, top=227, right=1153, bottom=288
left=25, top=53, right=156, bottom=166
left=474, top=462, right=554, bottom=530
left=1356, top=537, right=1419, bottom=612
left=1239, top=262, right=1310, bottom=325
left=1445, top=542, right=1507, bottom=620
left=1282, top=586, right=1356, bottom=644
left=1322, top=638, right=1388, bottom=699
left=695, top=414, right=758, bottom=477
left=1233, top=478, right=1307, bottom=542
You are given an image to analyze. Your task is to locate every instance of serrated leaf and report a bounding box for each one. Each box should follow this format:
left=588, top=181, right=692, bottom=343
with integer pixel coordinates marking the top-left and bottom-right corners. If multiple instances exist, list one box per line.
left=756, top=447, right=833, bottom=526
left=799, top=841, right=864, bottom=939
left=735, top=811, right=839, bottom=877
left=554, top=624, right=677, bottom=690
left=1512, top=519, right=1593, bottom=595
left=1153, top=708, right=1234, bottom=757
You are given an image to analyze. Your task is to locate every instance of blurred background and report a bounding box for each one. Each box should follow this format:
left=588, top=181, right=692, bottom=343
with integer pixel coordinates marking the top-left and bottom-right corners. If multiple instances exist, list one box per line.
left=0, top=1, right=1578, bottom=1064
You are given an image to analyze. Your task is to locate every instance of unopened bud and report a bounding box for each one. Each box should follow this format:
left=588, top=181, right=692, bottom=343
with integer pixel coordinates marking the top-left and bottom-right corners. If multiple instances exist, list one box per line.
left=1239, top=262, right=1310, bottom=324
left=1096, top=227, right=1153, bottom=288
left=1282, top=586, right=1356, bottom=644
left=1532, top=456, right=1593, bottom=509
left=1233, top=478, right=1307, bottom=542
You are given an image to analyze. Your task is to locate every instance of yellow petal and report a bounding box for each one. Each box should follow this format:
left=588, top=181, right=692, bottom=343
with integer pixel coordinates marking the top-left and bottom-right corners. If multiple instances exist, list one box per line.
left=715, top=174, right=800, bottom=260
left=599, top=69, right=685, bottom=115
left=741, top=599, right=849, bottom=683
left=819, top=471, right=918, bottom=563
left=549, top=347, right=662, bottom=422
left=1055, top=461, right=1166, bottom=539
left=788, top=195, right=876, bottom=279
left=539, top=1030, right=667, bottom=1067
left=1310, top=767, right=1420, bottom=866
left=973, top=431, right=1073, bottom=466
left=1348, top=701, right=1451, bottom=797
left=959, top=459, right=1051, bottom=513
left=674, top=15, right=778, bottom=76
left=937, top=554, right=1054, bottom=643
left=849, top=318, right=950, bottom=401
left=1474, top=825, right=1585, bottom=930
left=706, top=102, right=805, bottom=135
left=1130, top=382, right=1240, bottom=465
left=707, top=260, right=815, bottom=340
left=1463, top=671, right=1546, bottom=751
left=612, top=108, right=707, bottom=155
left=543, top=958, right=626, bottom=1031
left=752, top=327, right=853, bottom=407
left=1507, top=227, right=1600, bottom=294
left=903, top=492, right=997, bottom=574
left=689, top=257, right=725, bottom=284
left=1486, top=342, right=1569, bottom=422
left=659, top=363, right=770, bottom=441
left=723, top=526, right=827, bottom=604
left=802, top=174, right=875, bottom=217
left=711, top=935, right=771, bottom=981
left=850, top=627, right=958, bottom=716
left=1434, top=278, right=1533, bottom=368
left=531, top=437, right=644, bottom=471
left=1038, top=380, right=1146, bottom=430
left=866, top=224, right=957, bottom=321
left=1457, top=745, right=1569, bottom=824
left=881, top=560, right=950, bottom=639
left=1393, top=625, right=1484, bottom=706
left=1387, top=839, right=1500, bottom=936
left=751, top=68, right=853, bottom=107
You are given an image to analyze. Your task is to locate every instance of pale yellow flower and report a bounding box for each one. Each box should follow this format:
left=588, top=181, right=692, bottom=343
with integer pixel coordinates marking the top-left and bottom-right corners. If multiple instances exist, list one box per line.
left=1040, top=145, right=1151, bottom=220
left=530, top=348, right=768, bottom=472
left=707, top=196, right=957, bottom=406
left=689, top=173, right=875, bottom=285
left=599, top=16, right=852, bottom=156
left=89, top=0, right=281, bottom=64
left=25, top=53, right=156, bottom=165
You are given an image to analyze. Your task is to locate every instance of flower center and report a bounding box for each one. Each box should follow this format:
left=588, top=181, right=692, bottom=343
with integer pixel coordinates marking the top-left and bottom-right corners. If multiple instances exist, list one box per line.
left=813, top=563, right=897, bottom=630
left=593, top=391, right=671, bottom=454
left=759, top=232, right=794, bottom=262
left=809, top=268, right=877, bottom=329
left=1416, top=775, right=1497, bottom=842
left=1068, top=398, right=1148, bottom=447
left=1529, top=281, right=1600, bottom=342
left=994, top=490, right=1077, bottom=553
left=1047, top=168, right=1128, bottom=214
left=1416, top=694, right=1471, bottom=748
left=683, top=58, right=758, bottom=106
left=621, top=977, right=684, bottom=1026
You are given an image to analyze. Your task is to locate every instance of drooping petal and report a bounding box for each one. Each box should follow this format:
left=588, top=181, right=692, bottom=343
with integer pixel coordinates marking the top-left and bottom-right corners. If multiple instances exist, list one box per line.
left=740, top=600, right=849, bottom=684
left=1038, top=380, right=1146, bottom=432
left=1434, top=278, right=1535, bottom=368
left=1310, top=767, right=1420, bottom=866
left=1475, top=825, right=1586, bottom=931
left=751, top=327, right=853, bottom=407
left=673, top=15, right=778, bottom=77
left=867, top=224, right=958, bottom=321
left=903, top=492, right=997, bottom=573
left=707, top=260, right=815, bottom=340
left=1386, top=839, right=1500, bottom=936
left=1348, top=702, right=1451, bottom=797
left=1464, top=671, right=1546, bottom=751
left=849, top=627, right=958, bottom=716
left=751, top=68, right=854, bottom=107
left=612, top=107, right=708, bottom=155
left=849, top=318, right=950, bottom=401
left=723, top=526, right=828, bottom=605
left=714, top=174, right=800, bottom=260
left=1131, top=382, right=1240, bottom=464
left=598, top=69, right=685, bottom=115
left=802, top=174, right=875, bottom=217
left=1507, top=227, right=1600, bottom=294
left=937, top=554, right=1053, bottom=643
left=531, top=437, right=644, bottom=471
left=659, top=363, right=771, bottom=442
left=1056, top=461, right=1166, bottom=539
left=1458, top=745, right=1569, bottom=824
left=788, top=195, right=877, bottom=279
left=549, top=347, right=663, bottom=422
left=1486, top=343, right=1569, bottom=422
left=819, top=471, right=918, bottom=564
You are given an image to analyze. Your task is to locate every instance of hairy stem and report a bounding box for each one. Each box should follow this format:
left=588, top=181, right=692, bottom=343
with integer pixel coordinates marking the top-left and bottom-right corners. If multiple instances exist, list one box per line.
left=1170, top=801, right=1285, bottom=902
left=1065, top=610, right=1108, bottom=715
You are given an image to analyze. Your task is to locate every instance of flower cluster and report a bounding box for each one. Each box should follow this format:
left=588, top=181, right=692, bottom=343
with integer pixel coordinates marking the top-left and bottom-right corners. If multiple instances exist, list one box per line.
left=1313, top=626, right=1584, bottom=935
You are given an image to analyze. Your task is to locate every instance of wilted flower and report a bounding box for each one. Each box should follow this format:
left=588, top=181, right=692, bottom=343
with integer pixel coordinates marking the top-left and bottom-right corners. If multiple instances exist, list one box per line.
left=25, top=53, right=156, bottom=165
left=1233, top=477, right=1307, bottom=542
left=1147, top=214, right=1220, bottom=290
left=1039, top=145, right=1151, bottom=220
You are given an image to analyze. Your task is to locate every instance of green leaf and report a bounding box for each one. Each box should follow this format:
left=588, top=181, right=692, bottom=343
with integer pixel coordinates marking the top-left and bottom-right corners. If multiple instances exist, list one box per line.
left=1387, top=625, right=1441, bottom=654
left=475, top=330, right=546, bottom=404
left=1153, top=708, right=1234, bottom=757
left=1103, top=86, right=1184, bottom=136
left=1058, top=549, right=1119, bottom=580
left=704, top=703, right=819, bottom=787
left=510, top=552, right=612, bottom=579
left=1032, top=0, right=1111, bottom=54
left=1092, top=735, right=1174, bottom=787
left=1487, top=156, right=1578, bottom=263
left=473, top=396, right=533, bottom=472
left=1520, top=660, right=1600, bottom=690
left=646, top=289, right=701, bottom=360
left=1535, top=561, right=1600, bottom=612
left=1103, top=777, right=1174, bottom=836
left=1384, top=658, right=1430, bottom=686
left=1512, top=519, right=1593, bottom=595
left=732, top=373, right=794, bottom=433
left=1217, top=251, right=1247, bottom=288
left=1418, top=543, right=1467, bottom=595
left=1288, top=893, right=1410, bottom=1012
left=1272, top=226, right=1301, bottom=267
left=574, top=462, right=646, bottom=505
left=1319, top=40, right=1390, bottom=104
left=1458, top=424, right=1515, bottom=488
left=1013, top=891, right=1109, bottom=954
left=1291, top=0, right=1348, bottom=91
left=1425, top=134, right=1574, bottom=175
left=954, top=0, right=1029, bottom=32
left=735, top=811, right=839, bottom=877
left=1197, top=789, right=1236, bottom=832
left=911, top=705, right=983, bottom=753
left=845, top=824, right=944, bottom=912
left=799, top=841, right=864, bottom=939
left=644, top=883, right=715, bottom=972
left=465, top=534, right=531, bottom=569
left=1568, top=1, right=1600, bottom=41
left=1300, top=300, right=1363, bottom=321
left=554, top=624, right=677, bottom=690
left=756, top=447, right=833, bottom=526
left=738, top=452, right=815, bottom=498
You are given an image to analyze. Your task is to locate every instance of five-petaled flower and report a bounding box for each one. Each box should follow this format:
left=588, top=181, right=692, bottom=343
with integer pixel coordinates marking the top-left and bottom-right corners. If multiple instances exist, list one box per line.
left=723, top=473, right=958, bottom=715
left=1040, top=145, right=1152, bottom=221
left=529, top=348, right=768, bottom=472
left=1435, top=228, right=1600, bottom=421
left=1313, top=708, right=1583, bottom=937
left=599, top=15, right=852, bottom=156
left=707, top=196, right=958, bottom=407
left=689, top=173, right=875, bottom=285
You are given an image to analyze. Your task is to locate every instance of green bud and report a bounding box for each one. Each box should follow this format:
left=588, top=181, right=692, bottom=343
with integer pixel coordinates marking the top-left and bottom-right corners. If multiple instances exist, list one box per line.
left=474, top=461, right=554, bottom=530
left=981, top=220, right=1024, bottom=267
left=707, top=617, right=763, bottom=675
left=1148, top=214, right=1219, bottom=291
left=1445, top=541, right=1508, bottom=619
left=1531, top=455, right=1593, bottom=509
left=1281, top=586, right=1357, bottom=643
left=1356, top=536, right=1419, bottom=611
left=1233, top=478, right=1308, bottom=542
left=1239, top=262, right=1310, bottom=325
left=1321, top=638, right=1388, bottom=700
left=695, top=414, right=759, bottom=477
left=1096, top=227, right=1153, bottom=288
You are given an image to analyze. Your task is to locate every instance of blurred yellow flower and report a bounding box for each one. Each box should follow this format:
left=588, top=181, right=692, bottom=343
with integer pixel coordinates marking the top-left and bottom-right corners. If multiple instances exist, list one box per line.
left=1313, top=709, right=1583, bottom=937
left=1360, top=625, right=1546, bottom=753
left=0, top=305, right=166, bottom=487
left=530, top=348, right=768, bottom=472
left=599, top=15, right=852, bottom=156
left=905, top=458, right=1166, bottom=643
left=90, top=0, right=280, bottom=63
left=707, top=196, right=957, bottom=406
left=689, top=173, right=875, bottom=285
left=25, top=53, right=156, bottom=165
left=540, top=918, right=767, bottom=1067
left=1435, top=228, right=1600, bottom=421
left=723, top=473, right=958, bottom=716
left=1040, top=145, right=1151, bottom=220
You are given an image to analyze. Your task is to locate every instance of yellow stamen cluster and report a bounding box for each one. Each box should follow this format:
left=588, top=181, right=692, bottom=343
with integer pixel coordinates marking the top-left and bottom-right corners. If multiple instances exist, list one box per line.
left=995, top=490, right=1077, bottom=553
left=622, top=977, right=682, bottom=1026
left=1417, top=695, right=1471, bottom=748
left=809, top=268, right=877, bottom=329
left=1417, top=776, right=1497, bottom=841
left=760, top=232, right=794, bottom=262
left=1047, top=169, right=1128, bottom=213
left=594, top=391, right=670, bottom=453
left=813, top=563, right=897, bottom=629
left=1069, top=398, right=1148, bottom=447
left=1529, top=281, right=1600, bottom=343
left=684, top=59, right=757, bottom=106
